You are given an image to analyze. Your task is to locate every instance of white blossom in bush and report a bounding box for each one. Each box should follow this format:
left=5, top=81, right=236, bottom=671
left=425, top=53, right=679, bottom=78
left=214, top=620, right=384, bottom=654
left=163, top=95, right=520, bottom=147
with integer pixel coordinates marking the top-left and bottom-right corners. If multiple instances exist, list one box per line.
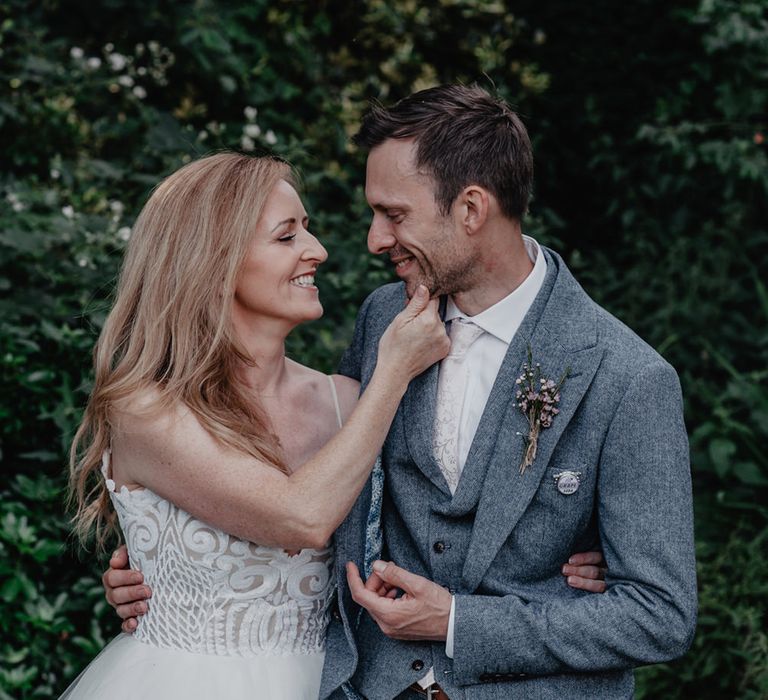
left=108, top=53, right=128, bottom=72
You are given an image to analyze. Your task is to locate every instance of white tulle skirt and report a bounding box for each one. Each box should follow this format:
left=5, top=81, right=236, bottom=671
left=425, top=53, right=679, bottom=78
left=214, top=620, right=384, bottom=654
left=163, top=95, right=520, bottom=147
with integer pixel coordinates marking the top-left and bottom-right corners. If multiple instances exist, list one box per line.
left=59, top=634, right=325, bottom=699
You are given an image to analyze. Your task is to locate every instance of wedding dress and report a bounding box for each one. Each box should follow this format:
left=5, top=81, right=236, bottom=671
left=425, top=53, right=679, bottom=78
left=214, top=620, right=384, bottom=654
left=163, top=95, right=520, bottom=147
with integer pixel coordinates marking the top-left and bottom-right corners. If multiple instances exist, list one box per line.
left=60, top=378, right=340, bottom=699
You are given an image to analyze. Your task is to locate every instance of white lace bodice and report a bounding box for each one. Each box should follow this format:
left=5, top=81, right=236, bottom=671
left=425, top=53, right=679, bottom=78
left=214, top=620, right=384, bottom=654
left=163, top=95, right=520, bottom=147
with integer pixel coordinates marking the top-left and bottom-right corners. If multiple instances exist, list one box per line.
left=103, top=452, right=335, bottom=658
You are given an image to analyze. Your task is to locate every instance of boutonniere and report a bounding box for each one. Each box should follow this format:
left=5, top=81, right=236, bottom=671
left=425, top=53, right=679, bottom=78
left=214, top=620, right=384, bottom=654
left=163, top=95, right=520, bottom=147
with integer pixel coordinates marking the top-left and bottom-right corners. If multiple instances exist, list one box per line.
left=515, top=347, right=569, bottom=474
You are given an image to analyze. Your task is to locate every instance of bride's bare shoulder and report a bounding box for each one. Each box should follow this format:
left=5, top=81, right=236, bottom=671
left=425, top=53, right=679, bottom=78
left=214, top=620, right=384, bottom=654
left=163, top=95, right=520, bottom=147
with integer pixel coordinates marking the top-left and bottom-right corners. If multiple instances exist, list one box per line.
left=111, top=385, right=194, bottom=437
left=284, top=359, right=359, bottom=422
left=329, top=374, right=360, bottom=423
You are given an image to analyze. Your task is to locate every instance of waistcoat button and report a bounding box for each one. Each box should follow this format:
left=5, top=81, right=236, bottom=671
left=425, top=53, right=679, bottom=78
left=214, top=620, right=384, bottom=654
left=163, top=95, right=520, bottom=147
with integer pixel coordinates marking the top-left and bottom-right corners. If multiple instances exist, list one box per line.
left=412, top=659, right=425, bottom=671
left=433, top=541, right=446, bottom=554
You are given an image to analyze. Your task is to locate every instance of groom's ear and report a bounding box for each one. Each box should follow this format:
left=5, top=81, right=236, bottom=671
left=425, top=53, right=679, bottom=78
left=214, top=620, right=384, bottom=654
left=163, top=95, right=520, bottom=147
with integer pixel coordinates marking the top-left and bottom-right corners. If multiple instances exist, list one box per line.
left=459, top=185, right=491, bottom=236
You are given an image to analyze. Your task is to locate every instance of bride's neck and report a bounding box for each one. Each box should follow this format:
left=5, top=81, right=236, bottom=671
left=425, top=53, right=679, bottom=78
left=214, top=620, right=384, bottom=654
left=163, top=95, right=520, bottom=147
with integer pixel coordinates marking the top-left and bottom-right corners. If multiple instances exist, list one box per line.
left=236, top=322, right=292, bottom=396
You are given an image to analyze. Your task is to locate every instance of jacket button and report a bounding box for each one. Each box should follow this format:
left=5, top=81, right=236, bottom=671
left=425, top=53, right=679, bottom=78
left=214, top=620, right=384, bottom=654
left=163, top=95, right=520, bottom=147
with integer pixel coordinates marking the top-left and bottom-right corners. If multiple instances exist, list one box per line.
left=411, top=659, right=425, bottom=672
left=433, top=541, right=446, bottom=554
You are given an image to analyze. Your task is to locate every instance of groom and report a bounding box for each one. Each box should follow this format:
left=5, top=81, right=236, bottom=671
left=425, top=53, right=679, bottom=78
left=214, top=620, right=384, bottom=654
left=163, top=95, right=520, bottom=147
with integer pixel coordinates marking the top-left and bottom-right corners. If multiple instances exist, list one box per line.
left=104, top=85, right=697, bottom=698
left=320, top=85, right=696, bottom=699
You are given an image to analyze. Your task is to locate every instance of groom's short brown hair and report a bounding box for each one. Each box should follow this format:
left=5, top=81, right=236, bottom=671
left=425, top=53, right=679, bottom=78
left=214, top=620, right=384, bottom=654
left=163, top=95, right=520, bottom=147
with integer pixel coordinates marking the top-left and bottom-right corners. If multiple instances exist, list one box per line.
left=354, top=84, right=533, bottom=221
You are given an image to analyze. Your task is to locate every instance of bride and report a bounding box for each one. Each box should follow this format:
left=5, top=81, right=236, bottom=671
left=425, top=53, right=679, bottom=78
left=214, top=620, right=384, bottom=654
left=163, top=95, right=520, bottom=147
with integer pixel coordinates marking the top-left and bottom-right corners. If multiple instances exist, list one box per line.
left=63, top=152, right=450, bottom=699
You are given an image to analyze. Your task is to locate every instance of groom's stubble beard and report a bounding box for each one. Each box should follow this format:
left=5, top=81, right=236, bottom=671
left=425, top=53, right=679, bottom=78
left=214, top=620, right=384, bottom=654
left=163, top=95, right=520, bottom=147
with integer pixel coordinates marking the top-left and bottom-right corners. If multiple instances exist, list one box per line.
left=403, top=222, right=480, bottom=300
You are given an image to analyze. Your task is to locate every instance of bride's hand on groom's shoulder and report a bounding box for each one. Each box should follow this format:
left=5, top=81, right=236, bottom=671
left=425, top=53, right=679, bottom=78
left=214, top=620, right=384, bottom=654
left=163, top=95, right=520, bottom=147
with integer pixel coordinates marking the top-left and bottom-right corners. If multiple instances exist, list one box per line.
left=102, top=544, right=152, bottom=633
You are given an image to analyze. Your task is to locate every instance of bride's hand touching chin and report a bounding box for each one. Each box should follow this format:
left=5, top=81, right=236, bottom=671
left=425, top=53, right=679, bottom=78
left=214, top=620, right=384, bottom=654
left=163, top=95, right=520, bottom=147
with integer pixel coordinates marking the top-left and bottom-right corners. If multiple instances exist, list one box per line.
left=376, top=285, right=449, bottom=384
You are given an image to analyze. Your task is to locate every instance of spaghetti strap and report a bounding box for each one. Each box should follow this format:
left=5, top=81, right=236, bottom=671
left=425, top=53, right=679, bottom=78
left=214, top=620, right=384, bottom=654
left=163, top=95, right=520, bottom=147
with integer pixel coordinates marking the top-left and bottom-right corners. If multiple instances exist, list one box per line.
left=327, top=375, right=343, bottom=428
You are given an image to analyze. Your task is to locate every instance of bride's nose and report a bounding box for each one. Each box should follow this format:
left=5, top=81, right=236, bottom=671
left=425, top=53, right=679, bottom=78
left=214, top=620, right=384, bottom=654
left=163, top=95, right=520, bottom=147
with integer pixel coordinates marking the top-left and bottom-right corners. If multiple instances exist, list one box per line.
left=301, top=231, right=328, bottom=263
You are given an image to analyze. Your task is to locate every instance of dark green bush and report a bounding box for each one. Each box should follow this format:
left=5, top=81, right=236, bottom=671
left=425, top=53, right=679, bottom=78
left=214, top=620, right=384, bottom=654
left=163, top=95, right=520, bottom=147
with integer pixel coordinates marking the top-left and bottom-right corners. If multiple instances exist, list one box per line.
left=1, top=0, right=765, bottom=697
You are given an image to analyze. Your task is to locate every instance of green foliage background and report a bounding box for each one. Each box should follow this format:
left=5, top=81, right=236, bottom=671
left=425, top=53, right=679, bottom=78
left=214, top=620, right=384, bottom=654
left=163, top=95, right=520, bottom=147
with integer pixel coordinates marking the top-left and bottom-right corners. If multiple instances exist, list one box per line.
left=1, top=0, right=766, bottom=697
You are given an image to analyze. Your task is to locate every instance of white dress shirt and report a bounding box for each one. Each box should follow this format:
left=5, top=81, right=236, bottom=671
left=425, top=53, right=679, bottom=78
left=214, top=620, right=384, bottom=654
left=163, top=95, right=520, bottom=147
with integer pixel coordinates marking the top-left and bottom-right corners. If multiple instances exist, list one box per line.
left=431, top=235, right=547, bottom=672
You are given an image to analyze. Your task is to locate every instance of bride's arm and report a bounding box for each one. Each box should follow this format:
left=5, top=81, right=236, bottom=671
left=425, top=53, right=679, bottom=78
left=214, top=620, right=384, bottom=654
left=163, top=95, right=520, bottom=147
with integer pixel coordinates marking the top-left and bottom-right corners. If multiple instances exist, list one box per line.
left=117, top=287, right=447, bottom=551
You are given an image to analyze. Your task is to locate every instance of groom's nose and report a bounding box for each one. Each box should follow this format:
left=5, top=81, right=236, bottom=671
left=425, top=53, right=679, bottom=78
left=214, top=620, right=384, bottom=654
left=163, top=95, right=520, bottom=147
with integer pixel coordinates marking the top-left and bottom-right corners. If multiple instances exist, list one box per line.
left=367, top=216, right=397, bottom=254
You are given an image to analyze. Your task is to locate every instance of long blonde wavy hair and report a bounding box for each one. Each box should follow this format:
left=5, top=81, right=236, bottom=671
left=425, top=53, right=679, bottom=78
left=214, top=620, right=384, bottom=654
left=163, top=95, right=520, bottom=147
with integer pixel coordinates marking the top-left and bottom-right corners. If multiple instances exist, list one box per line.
left=69, top=152, right=292, bottom=551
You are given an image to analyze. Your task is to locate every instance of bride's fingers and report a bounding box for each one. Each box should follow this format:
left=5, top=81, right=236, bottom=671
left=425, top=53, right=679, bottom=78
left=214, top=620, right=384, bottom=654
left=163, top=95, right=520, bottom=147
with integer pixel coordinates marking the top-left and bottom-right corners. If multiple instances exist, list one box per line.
left=562, top=564, right=603, bottom=581
left=567, top=551, right=605, bottom=567
left=566, top=575, right=606, bottom=593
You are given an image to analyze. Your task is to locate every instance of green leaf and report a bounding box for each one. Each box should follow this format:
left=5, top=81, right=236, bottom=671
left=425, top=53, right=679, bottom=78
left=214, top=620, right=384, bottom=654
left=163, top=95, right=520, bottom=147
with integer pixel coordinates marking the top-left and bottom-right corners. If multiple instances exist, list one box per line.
left=709, top=439, right=737, bottom=478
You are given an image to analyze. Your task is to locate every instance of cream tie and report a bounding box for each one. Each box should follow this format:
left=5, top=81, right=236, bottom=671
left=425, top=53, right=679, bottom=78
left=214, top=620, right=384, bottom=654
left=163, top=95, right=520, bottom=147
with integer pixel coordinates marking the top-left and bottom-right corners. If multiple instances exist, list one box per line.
left=432, top=318, right=484, bottom=493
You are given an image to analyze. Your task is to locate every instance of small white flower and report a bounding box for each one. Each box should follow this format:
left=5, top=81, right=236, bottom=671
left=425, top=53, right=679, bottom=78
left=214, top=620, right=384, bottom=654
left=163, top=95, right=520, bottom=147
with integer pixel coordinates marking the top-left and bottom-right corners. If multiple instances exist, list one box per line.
left=86, top=57, right=102, bottom=70
left=244, top=106, right=258, bottom=121
left=117, top=75, right=134, bottom=87
left=62, top=205, right=75, bottom=219
left=132, top=85, right=147, bottom=99
left=264, top=130, right=277, bottom=145
left=197, top=130, right=208, bottom=141
left=50, top=168, right=61, bottom=179
left=109, top=200, right=124, bottom=215
left=77, top=257, right=88, bottom=267
left=8, top=192, right=26, bottom=212
left=137, top=66, right=147, bottom=76
left=117, top=226, right=131, bottom=241
left=108, top=53, right=128, bottom=71
left=104, top=42, right=115, bottom=52
left=148, top=40, right=160, bottom=53
left=241, top=135, right=255, bottom=151
left=244, top=123, right=261, bottom=138
left=70, top=47, right=84, bottom=60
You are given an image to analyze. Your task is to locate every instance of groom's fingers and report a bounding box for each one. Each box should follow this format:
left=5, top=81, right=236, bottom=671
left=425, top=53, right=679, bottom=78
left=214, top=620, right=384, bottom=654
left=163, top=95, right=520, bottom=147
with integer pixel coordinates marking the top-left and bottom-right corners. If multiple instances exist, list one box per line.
left=347, top=562, right=389, bottom=613
left=371, top=560, right=422, bottom=596
left=363, top=570, right=385, bottom=592
left=364, top=571, right=398, bottom=597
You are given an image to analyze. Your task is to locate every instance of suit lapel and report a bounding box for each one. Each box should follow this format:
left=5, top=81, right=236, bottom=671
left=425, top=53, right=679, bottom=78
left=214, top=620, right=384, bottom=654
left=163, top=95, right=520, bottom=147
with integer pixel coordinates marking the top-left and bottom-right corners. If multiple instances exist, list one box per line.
left=460, top=249, right=605, bottom=590
left=402, top=362, right=452, bottom=495
left=402, top=295, right=453, bottom=495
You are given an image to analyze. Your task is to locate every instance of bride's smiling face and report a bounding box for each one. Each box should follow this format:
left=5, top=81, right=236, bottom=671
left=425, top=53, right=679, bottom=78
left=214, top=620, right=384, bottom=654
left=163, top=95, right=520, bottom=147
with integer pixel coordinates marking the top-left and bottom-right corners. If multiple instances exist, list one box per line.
left=233, top=179, right=328, bottom=328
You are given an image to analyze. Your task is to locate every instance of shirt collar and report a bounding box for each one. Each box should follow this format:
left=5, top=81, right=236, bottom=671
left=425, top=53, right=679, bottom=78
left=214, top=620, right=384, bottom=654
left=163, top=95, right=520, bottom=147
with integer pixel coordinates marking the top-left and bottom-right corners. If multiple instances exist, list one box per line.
left=444, top=235, right=547, bottom=345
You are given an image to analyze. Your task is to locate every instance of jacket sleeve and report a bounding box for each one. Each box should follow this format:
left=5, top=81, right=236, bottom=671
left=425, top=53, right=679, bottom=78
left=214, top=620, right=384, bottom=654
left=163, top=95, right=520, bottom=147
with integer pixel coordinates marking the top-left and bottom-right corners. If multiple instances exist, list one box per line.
left=337, top=291, right=375, bottom=383
left=451, top=360, right=698, bottom=683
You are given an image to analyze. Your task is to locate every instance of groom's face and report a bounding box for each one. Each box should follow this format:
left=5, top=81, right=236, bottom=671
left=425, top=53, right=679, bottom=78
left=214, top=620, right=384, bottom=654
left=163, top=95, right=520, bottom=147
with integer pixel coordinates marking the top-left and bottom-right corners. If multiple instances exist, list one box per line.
left=364, top=138, right=478, bottom=299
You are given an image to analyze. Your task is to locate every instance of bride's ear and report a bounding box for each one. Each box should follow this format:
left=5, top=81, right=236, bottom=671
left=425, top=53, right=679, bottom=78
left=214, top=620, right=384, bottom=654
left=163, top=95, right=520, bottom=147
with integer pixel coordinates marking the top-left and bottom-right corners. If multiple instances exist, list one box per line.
left=459, top=185, right=491, bottom=236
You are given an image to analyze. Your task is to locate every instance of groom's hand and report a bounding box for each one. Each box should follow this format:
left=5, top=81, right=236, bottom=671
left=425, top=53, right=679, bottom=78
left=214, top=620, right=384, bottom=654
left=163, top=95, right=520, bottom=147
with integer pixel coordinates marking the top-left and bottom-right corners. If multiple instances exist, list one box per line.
left=103, top=545, right=152, bottom=633
left=347, top=560, right=451, bottom=641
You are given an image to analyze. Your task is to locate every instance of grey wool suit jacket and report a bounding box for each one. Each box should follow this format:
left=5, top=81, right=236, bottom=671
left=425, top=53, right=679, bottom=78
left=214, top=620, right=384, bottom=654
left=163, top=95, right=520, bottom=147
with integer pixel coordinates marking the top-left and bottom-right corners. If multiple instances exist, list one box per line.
left=320, top=248, right=697, bottom=700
